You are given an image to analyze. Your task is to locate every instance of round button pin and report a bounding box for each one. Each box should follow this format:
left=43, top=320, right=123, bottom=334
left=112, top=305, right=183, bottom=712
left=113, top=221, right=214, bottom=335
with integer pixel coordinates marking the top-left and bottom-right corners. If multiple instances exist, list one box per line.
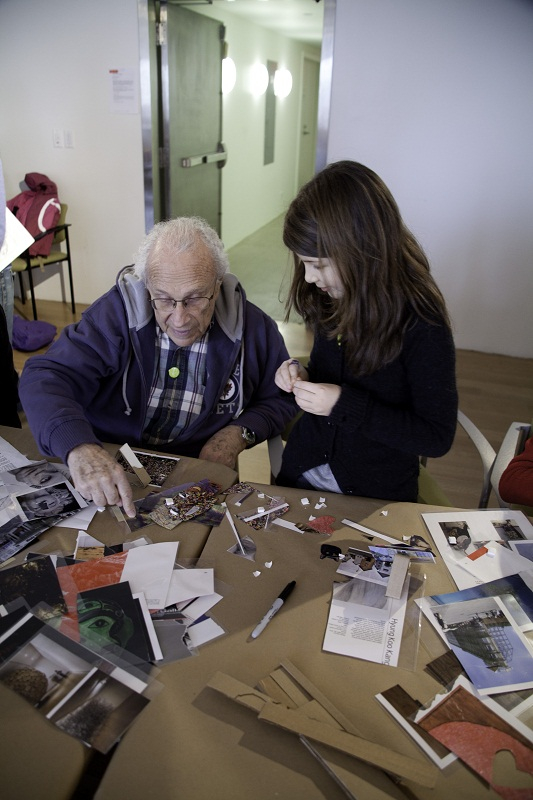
left=168, top=367, right=180, bottom=378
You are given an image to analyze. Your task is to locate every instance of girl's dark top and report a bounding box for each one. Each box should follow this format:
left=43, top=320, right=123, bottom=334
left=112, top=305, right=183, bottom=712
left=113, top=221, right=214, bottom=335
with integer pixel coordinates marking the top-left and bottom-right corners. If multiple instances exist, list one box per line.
left=278, top=315, right=458, bottom=502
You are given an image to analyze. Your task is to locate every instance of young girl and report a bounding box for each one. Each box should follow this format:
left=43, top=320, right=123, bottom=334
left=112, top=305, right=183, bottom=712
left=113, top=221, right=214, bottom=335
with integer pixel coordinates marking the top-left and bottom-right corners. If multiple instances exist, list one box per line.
left=275, top=161, right=458, bottom=501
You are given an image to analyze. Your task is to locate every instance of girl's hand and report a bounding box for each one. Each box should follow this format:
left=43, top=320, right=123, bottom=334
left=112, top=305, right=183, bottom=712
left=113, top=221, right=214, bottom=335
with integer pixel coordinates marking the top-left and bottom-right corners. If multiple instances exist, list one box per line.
left=275, top=358, right=309, bottom=393
left=292, top=381, right=341, bottom=416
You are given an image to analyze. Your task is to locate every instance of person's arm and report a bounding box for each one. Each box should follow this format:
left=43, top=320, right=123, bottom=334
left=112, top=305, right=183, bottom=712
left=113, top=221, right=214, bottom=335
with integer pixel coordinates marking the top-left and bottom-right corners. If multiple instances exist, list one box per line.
left=198, top=425, right=247, bottom=470
left=311, top=318, right=458, bottom=458
left=499, top=437, right=533, bottom=507
left=18, top=292, right=130, bottom=462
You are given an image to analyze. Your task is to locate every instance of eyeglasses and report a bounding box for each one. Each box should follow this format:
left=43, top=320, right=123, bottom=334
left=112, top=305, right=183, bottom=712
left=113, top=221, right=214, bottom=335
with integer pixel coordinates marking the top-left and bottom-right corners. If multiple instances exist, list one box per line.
left=150, top=284, right=217, bottom=314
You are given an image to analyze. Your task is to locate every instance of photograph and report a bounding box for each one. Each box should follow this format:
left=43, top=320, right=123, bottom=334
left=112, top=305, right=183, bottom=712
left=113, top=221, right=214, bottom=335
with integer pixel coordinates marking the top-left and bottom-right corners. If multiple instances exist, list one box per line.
left=438, top=520, right=474, bottom=553
left=49, top=666, right=150, bottom=753
left=17, top=482, right=83, bottom=521
left=492, top=518, right=529, bottom=549
left=425, top=596, right=533, bottom=694
left=0, top=555, right=66, bottom=620
left=0, top=611, right=153, bottom=753
left=0, top=461, right=68, bottom=490
left=0, top=514, right=65, bottom=565
left=77, top=582, right=155, bottom=664
left=116, top=449, right=180, bottom=488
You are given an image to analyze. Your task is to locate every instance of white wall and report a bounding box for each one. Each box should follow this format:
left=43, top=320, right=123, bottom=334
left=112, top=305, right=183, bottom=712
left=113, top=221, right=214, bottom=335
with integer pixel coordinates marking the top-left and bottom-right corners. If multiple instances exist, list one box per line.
left=1, top=0, right=532, bottom=358
left=0, top=0, right=318, bottom=302
left=328, top=0, right=533, bottom=358
left=0, top=0, right=146, bottom=305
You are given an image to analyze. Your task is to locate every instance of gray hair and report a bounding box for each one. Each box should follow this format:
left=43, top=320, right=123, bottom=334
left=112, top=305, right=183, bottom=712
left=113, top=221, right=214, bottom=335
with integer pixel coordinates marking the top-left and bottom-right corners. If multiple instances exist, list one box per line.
left=133, top=216, right=229, bottom=284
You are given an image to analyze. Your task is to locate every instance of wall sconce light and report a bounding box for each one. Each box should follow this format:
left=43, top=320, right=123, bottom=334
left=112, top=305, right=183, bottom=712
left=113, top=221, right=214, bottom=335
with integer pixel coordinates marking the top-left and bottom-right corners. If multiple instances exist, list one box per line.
left=274, top=68, right=293, bottom=98
left=249, top=63, right=269, bottom=96
left=222, top=57, right=236, bottom=94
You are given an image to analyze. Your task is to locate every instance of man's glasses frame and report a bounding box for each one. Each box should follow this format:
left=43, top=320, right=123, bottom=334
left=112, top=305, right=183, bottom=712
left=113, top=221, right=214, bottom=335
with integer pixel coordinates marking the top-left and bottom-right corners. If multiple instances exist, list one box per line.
left=150, top=282, right=218, bottom=314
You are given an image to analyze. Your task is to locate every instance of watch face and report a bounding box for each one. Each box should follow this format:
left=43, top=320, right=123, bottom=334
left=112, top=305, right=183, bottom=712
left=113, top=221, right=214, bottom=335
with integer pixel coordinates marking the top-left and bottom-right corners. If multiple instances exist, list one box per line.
left=242, top=427, right=255, bottom=445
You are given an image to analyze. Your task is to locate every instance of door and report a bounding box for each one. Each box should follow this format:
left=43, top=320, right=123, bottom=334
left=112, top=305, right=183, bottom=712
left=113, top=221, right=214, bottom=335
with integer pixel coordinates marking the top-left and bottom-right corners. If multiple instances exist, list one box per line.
left=297, top=57, right=320, bottom=189
left=156, top=2, right=226, bottom=233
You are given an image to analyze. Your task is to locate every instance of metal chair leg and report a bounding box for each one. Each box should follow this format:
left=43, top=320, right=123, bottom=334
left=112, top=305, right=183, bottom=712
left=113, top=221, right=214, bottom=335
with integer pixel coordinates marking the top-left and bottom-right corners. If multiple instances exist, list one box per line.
left=26, top=264, right=38, bottom=320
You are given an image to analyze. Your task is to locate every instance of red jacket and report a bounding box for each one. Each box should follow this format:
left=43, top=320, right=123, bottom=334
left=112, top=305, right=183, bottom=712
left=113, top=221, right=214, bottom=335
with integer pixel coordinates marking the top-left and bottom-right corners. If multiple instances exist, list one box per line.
left=499, top=436, right=533, bottom=507
left=7, top=172, right=61, bottom=257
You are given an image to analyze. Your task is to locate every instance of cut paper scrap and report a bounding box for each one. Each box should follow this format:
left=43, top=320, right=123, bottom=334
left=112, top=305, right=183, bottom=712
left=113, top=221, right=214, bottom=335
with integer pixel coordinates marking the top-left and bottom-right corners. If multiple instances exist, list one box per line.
left=187, top=616, right=225, bottom=648
left=164, top=567, right=214, bottom=606
left=305, top=515, right=336, bottom=535
left=416, top=683, right=533, bottom=799
left=121, top=540, right=179, bottom=609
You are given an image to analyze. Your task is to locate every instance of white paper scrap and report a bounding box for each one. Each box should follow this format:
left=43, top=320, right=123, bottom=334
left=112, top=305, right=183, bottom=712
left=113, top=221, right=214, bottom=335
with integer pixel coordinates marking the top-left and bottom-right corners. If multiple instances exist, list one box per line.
left=121, top=540, right=179, bottom=609
left=178, top=592, right=223, bottom=623
left=187, top=617, right=225, bottom=648
left=341, top=518, right=401, bottom=545
left=164, top=567, right=214, bottom=607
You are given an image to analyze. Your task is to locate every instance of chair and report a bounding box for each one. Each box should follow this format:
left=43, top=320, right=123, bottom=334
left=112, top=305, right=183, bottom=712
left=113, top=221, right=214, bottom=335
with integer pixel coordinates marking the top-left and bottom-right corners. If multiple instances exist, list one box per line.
left=419, top=412, right=532, bottom=509
left=11, top=203, right=75, bottom=321
left=268, top=409, right=531, bottom=509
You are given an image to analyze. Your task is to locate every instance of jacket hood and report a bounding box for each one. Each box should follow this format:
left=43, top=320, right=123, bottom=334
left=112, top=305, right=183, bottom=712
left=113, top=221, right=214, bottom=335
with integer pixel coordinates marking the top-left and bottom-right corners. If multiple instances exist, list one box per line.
left=116, top=266, right=245, bottom=342
left=24, top=172, right=58, bottom=195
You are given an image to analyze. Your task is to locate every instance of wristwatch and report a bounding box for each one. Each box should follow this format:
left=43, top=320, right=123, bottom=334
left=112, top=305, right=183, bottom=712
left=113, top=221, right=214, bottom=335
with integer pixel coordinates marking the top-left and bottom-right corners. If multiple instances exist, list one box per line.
left=240, top=426, right=256, bottom=447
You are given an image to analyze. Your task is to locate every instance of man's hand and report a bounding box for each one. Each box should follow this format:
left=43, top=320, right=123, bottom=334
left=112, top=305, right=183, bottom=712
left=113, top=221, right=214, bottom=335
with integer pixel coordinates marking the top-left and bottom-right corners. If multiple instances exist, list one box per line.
left=292, top=381, right=341, bottom=416
left=198, top=426, right=247, bottom=470
left=275, top=358, right=309, bottom=393
left=67, top=443, right=136, bottom=518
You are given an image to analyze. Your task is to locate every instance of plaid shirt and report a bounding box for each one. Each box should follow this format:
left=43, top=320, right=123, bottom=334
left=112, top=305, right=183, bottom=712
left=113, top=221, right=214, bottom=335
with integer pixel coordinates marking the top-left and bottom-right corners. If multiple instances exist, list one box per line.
left=142, top=327, right=209, bottom=446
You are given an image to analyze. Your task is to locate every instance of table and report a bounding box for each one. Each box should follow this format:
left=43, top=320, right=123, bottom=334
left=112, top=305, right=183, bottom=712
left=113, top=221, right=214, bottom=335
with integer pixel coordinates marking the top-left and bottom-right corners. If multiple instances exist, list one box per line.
left=95, top=488, right=504, bottom=800
left=0, top=423, right=237, bottom=800
left=0, top=427, right=510, bottom=799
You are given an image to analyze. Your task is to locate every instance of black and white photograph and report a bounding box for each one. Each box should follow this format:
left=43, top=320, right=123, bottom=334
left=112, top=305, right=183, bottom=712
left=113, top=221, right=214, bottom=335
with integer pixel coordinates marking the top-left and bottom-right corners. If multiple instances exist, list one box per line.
left=0, top=611, right=153, bottom=753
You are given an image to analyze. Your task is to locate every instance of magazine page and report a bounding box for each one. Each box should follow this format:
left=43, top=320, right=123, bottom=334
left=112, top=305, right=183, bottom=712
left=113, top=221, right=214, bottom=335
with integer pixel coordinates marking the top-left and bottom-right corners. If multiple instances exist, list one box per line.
left=323, top=572, right=409, bottom=667
left=421, top=509, right=533, bottom=590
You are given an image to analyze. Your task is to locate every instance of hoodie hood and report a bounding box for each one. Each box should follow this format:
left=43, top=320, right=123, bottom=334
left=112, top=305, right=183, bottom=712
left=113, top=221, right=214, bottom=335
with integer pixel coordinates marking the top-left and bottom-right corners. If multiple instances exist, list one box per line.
left=116, top=266, right=245, bottom=342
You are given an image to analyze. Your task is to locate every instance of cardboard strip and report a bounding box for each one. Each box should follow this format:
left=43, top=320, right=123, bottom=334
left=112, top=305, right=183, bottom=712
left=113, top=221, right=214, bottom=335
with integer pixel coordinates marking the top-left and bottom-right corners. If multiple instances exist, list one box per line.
left=208, top=671, right=273, bottom=713
left=385, top=553, right=410, bottom=599
left=257, top=703, right=438, bottom=788
left=280, top=660, right=361, bottom=736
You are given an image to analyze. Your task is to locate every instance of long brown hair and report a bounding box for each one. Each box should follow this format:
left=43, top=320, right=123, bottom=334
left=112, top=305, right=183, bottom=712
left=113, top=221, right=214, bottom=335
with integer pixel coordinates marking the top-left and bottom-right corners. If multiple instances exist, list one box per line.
left=283, top=161, right=452, bottom=376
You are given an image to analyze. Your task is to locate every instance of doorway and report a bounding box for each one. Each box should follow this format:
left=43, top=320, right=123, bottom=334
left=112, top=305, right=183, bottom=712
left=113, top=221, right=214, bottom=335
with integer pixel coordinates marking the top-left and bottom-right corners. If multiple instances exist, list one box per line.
left=138, top=0, right=335, bottom=242
left=298, top=56, right=320, bottom=189
left=139, top=1, right=226, bottom=234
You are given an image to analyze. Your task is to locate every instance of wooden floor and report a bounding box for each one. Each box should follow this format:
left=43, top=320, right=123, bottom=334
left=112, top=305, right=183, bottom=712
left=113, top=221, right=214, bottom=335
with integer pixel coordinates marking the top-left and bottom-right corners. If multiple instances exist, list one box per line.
left=13, top=298, right=533, bottom=510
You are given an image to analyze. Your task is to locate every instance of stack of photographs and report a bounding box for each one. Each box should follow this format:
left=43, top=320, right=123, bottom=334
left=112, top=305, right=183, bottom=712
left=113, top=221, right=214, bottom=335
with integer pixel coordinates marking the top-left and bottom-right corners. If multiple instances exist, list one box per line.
left=0, top=461, right=87, bottom=564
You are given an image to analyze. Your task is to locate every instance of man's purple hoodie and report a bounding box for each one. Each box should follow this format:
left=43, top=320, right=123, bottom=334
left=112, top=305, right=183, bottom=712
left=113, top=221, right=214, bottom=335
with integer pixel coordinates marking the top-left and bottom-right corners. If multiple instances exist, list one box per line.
left=19, top=267, right=296, bottom=463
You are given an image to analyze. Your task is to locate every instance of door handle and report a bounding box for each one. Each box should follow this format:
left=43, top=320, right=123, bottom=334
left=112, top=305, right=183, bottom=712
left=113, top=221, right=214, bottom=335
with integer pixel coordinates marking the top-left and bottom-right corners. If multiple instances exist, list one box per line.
left=181, top=142, right=227, bottom=169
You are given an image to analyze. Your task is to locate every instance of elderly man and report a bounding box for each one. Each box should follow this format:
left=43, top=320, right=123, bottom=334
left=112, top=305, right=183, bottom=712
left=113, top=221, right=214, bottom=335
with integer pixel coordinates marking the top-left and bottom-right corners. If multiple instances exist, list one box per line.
left=19, top=217, right=295, bottom=518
